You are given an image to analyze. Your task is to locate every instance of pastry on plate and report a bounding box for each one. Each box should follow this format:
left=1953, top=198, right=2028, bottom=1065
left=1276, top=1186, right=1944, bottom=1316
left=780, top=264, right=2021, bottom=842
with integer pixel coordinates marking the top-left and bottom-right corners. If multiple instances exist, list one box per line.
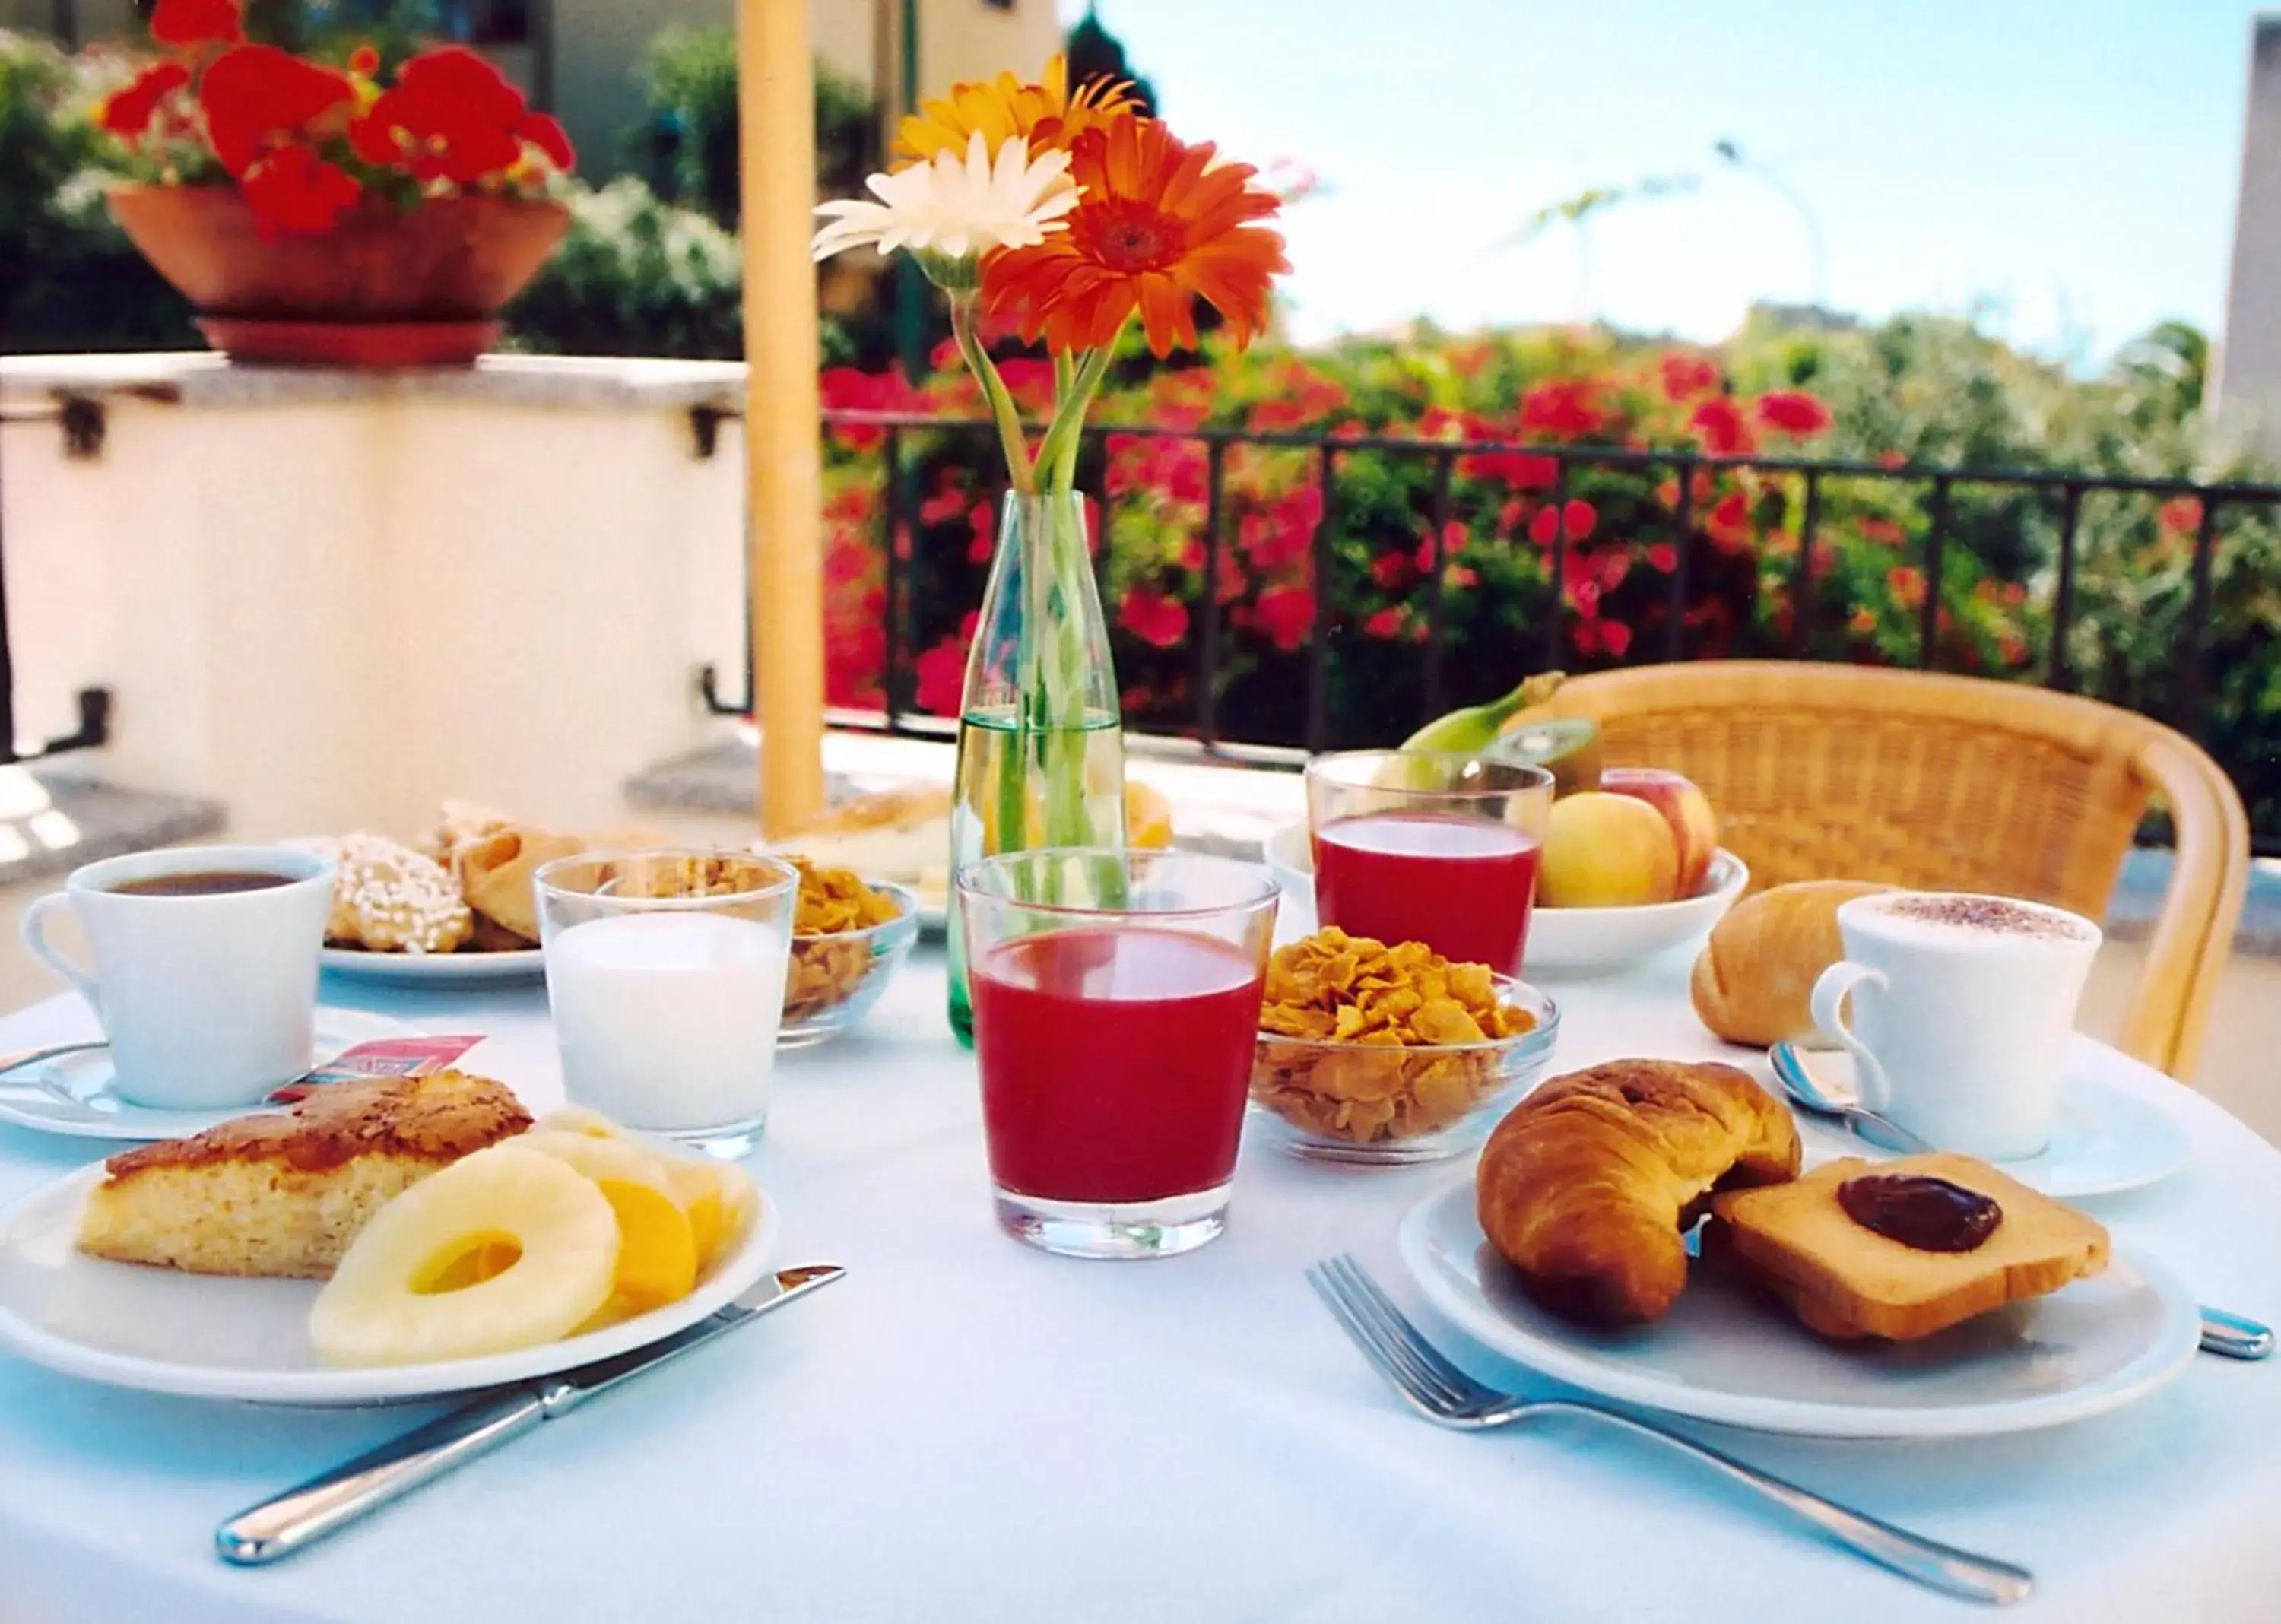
left=300, top=832, right=473, bottom=956
left=1476, top=1058, right=1801, bottom=1327
left=77, top=1071, right=531, bottom=1278
left=1705, top=1152, right=2109, bottom=1340
left=458, top=824, right=585, bottom=944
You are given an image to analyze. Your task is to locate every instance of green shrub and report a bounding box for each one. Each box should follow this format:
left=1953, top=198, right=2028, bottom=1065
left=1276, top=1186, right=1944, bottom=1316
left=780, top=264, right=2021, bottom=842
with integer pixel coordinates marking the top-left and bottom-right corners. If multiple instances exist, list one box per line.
left=634, top=28, right=874, bottom=226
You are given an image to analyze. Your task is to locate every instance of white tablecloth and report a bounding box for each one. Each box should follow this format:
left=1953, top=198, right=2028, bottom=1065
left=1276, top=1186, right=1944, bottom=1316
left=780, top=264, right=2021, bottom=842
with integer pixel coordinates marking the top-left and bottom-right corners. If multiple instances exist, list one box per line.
left=0, top=949, right=2276, bottom=1624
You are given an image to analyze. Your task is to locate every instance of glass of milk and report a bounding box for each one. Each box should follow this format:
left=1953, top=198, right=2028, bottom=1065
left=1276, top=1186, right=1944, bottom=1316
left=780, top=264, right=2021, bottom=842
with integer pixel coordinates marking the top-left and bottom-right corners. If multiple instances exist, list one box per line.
left=535, top=851, right=798, bottom=1157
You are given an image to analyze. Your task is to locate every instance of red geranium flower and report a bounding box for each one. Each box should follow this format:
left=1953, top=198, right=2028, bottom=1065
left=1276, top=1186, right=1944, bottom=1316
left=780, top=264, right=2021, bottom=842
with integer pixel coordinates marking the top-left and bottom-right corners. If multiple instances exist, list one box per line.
left=1705, top=490, right=1750, bottom=548
left=1756, top=389, right=1833, bottom=437
left=238, top=140, right=360, bottom=236
left=1528, top=499, right=1597, bottom=547
left=350, top=46, right=573, bottom=185
left=1252, top=585, right=1315, bottom=651
left=1118, top=585, right=1191, bottom=650
left=1658, top=353, right=1719, bottom=401
left=1363, top=607, right=1404, bottom=640
left=1887, top=566, right=1927, bottom=611
left=151, top=0, right=242, bottom=47
left=1519, top=380, right=1602, bottom=442
left=1646, top=542, right=1679, bottom=574
left=198, top=45, right=354, bottom=176
left=2158, top=496, right=2203, bottom=534
left=1688, top=396, right=1756, bottom=457
left=97, top=62, right=190, bottom=140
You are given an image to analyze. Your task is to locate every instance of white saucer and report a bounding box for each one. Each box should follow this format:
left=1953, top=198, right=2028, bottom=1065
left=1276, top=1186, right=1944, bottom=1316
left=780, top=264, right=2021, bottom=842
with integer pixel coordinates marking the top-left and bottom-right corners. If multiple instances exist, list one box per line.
left=1397, top=1178, right=2200, bottom=1439
left=1778, top=1046, right=2192, bottom=1199
left=0, top=1010, right=416, bottom=1141
left=322, top=945, right=545, bottom=986
left=0, top=1160, right=779, bottom=1405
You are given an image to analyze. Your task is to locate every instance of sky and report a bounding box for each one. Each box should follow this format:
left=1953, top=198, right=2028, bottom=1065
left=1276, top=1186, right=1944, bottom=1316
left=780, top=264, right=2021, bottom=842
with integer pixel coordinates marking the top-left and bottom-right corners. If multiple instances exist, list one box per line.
left=1064, top=0, right=2264, bottom=369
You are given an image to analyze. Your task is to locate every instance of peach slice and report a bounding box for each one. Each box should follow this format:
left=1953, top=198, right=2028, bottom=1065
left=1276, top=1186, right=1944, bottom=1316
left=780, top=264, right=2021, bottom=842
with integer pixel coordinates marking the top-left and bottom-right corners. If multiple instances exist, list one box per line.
left=519, top=1131, right=699, bottom=1317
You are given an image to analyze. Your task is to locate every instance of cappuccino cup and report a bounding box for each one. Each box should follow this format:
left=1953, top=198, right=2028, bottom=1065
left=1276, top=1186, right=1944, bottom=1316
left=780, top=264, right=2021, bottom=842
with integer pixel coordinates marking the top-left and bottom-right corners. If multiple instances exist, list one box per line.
left=1807, top=891, right=2101, bottom=1159
left=20, top=845, right=335, bottom=1109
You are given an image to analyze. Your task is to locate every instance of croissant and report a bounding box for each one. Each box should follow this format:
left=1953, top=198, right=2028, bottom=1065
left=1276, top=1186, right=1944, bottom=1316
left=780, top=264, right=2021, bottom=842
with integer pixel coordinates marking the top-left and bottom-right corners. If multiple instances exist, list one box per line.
left=1476, top=1059, right=1801, bottom=1327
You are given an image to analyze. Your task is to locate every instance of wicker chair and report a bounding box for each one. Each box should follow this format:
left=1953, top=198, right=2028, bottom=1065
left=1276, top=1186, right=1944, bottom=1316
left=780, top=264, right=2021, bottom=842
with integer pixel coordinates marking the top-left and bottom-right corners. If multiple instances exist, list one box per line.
left=1538, top=661, right=2250, bottom=1079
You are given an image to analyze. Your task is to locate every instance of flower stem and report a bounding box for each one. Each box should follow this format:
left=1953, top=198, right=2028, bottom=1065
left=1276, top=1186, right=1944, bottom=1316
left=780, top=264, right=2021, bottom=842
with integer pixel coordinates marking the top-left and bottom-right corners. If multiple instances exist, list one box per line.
left=1033, top=344, right=1117, bottom=493
left=950, top=293, right=1034, bottom=495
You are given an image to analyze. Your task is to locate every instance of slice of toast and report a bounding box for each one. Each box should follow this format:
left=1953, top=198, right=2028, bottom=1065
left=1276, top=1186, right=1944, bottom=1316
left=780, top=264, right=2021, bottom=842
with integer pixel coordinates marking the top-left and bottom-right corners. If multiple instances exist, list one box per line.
left=1705, top=1152, right=2108, bottom=1340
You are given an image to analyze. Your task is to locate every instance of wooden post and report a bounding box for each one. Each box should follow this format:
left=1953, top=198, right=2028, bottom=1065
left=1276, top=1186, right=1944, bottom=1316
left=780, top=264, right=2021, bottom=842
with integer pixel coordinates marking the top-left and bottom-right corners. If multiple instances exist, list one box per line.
left=738, top=0, right=826, bottom=837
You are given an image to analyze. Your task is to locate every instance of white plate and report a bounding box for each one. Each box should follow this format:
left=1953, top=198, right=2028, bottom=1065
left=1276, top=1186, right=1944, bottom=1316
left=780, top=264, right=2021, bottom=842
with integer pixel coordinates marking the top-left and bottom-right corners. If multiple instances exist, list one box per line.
left=0, top=1160, right=780, bottom=1405
left=1779, top=1046, right=2193, bottom=1199
left=1396, top=1177, right=2199, bottom=1439
left=0, top=1009, right=417, bottom=1142
left=1263, top=823, right=1745, bottom=974
left=321, top=944, right=545, bottom=986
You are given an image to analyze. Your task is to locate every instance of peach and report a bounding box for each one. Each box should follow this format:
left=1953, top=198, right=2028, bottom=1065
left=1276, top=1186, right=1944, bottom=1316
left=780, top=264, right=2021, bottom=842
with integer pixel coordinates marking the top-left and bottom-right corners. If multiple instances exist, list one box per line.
left=1600, top=767, right=1718, bottom=897
left=1538, top=791, right=1681, bottom=907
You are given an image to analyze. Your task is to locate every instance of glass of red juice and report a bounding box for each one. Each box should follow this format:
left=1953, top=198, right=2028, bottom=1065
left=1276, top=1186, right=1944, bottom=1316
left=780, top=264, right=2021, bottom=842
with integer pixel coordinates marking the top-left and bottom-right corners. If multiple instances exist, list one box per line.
left=959, top=849, right=1279, bottom=1260
left=1305, top=753, right=1553, bottom=973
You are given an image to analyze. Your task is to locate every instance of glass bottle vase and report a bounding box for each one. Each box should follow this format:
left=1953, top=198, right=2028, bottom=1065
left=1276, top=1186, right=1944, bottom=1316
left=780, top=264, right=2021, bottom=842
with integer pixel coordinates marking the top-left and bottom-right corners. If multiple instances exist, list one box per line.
left=946, top=490, right=1128, bottom=1044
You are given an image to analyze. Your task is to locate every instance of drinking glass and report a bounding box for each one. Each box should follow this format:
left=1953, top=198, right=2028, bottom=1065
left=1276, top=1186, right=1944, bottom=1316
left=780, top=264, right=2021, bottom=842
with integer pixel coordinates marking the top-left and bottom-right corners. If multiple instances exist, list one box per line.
left=535, top=851, right=798, bottom=1158
left=1305, top=752, right=1555, bottom=974
left=958, top=849, right=1280, bottom=1260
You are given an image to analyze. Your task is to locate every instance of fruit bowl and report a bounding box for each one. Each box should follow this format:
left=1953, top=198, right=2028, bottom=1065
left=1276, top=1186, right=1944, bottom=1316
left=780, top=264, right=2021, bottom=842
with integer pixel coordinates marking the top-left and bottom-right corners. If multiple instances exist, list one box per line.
left=779, top=880, right=920, bottom=1048
left=1248, top=976, right=1559, bottom=1165
left=1524, top=848, right=1749, bottom=978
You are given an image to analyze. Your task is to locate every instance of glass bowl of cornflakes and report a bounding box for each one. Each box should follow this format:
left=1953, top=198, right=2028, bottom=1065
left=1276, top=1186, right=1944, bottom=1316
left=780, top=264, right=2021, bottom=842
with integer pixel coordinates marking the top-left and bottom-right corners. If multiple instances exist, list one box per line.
left=777, top=860, right=920, bottom=1049
left=1247, top=928, right=1560, bottom=1164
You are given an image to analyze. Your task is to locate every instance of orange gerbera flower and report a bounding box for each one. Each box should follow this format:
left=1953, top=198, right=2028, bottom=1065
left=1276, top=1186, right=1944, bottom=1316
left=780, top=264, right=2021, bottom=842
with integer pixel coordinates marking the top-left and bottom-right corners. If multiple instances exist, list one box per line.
left=982, top=116, right=1288, bottom=357
left=893, top=53, right=1134, bottom=166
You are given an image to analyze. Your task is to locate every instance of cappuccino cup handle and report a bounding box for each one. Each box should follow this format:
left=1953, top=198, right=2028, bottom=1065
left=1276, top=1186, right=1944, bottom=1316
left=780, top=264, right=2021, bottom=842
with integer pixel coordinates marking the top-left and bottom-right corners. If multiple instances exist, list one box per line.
left=1808, top=959, right=1892, bottom=1114
left=20, top=893, right=100, bottom=1014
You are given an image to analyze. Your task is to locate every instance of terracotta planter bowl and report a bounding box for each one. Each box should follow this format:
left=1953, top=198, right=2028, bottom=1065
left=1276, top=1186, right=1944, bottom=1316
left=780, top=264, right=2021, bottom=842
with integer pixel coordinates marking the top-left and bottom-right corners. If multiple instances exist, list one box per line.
left=108, top=186, right=570, bottom=366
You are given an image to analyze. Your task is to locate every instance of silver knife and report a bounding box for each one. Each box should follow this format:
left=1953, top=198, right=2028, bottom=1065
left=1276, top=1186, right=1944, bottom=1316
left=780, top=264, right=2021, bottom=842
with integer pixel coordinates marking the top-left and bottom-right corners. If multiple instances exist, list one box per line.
left=2201, top=1305, right=2276, bottom=1360
left=215, top=1263, right=846, bottom=1565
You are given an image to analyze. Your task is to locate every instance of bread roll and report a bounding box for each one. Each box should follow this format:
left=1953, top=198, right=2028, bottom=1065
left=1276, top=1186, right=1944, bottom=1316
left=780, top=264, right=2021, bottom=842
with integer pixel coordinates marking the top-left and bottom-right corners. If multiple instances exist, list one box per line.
left=1475, top=1060, right=1801, bottom=1326
left=1689, top=880, right=1894, bottom=1047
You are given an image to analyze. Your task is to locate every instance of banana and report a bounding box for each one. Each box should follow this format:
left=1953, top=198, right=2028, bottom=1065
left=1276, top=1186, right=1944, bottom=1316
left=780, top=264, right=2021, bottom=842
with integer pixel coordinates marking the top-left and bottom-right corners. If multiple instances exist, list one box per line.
left=1399, top=672, right=1566, bottom=756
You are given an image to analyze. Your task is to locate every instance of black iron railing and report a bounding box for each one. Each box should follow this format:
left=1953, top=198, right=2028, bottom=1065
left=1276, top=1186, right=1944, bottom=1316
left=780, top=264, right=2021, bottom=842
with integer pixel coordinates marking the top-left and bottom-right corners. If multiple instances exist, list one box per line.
left=701, top=409, right=2281, bottom=760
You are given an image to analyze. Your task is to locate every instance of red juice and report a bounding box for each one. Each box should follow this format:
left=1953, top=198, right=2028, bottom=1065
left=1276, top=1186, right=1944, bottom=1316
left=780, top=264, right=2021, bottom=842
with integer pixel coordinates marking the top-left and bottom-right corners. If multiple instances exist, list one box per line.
left=971, top=927, right=1265, bottom=1204
left=1312, top=812, right=1541, bottom=972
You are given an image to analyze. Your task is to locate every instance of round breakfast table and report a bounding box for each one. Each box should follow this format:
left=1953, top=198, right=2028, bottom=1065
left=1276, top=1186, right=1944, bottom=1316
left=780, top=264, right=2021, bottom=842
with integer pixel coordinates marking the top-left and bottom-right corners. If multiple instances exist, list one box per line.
left=0, top=947, right=2276, bottom=1624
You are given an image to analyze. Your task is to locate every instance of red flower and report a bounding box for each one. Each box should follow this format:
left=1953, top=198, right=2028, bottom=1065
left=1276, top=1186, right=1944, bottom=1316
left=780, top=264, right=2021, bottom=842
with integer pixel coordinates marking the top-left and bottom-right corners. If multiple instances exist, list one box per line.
left=913, top=615, right=979, bottom=715
left=1519, top=380, right=1603, bottom=442
left=818, top=366, right=915, bottom=449
left=348, top=44, right=381, bottom=78
left=2158, top=496, right=2203, bottom=535
left=97, top=62, right=190, bottom=139
left=1658, top=354, right=1719, bottom=401
left=238, top=140, right=360, bottom=236
left=1594, top=550, right=1632, bottom=592
left=1875, top=451, right=1908, bottom=470
left=1646, top=542, right=1679, bottom=574
left=1461, top=446, right=1559, bottom=489
left=1412, top=520, right=1467, bottom=573
left=1118, top=585, right=1190, bottom=650
left=1887, top=566, right=1927, bottom=611
left=198, top=45, right=355, bottom=176
left=1705, top=490, right=1750, bottom=548
left=349, top=46, right=572, bottom=185
left=1253, top=585, right=1315, bottom=651
left=994, top=357, right=1056, bottom=414
left=1363, top=607, right=1404, bottom=640
left=1858, top=516, right=1903, bottom=547
left=1572, top=618, right=1634, bottom=658
left=151, top=0, right=242, bottom=47
left=1688, top=396, right=1756, bottom=457
left=1528, top=499, right=1597, bottom=547
left=1370, top=550, right=1411, bottom=590
left=1756, top=390, right=1833, bottom=437
left=966, top=501, right=996, bottom=563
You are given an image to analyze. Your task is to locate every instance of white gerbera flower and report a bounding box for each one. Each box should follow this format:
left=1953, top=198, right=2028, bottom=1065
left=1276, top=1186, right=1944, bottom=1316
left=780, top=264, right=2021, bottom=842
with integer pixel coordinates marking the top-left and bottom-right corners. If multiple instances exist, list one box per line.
left=811, top=131, right=1077, bottom=267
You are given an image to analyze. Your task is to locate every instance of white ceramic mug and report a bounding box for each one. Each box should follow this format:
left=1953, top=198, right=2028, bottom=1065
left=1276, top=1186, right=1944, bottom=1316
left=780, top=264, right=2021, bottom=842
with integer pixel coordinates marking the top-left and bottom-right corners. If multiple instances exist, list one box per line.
left=20, top=845, right=335, bottom=1109
left=1807, top=891, right=2102, bottom=1159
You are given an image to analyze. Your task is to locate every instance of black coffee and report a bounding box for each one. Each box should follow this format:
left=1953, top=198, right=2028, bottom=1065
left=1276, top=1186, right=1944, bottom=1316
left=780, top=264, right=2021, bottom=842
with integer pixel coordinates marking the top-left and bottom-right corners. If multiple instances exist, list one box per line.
left=107, top=870, right=297, bottom=898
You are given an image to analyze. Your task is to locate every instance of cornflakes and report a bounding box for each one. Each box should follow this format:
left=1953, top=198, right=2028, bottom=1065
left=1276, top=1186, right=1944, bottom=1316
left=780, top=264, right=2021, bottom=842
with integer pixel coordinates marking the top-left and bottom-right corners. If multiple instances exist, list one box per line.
left=784, top=857, right=903, bottom=1019
left=1252, top=927, right=1537, bottom=1143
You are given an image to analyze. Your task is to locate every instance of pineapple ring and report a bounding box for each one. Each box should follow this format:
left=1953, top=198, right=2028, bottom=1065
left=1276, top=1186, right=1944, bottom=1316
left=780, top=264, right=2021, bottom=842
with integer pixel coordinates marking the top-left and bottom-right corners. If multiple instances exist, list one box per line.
left=309, top=1145, right=620, bottom=1367
left=517, top=1131, right=701, bottom=1316
left=530, top=1110, right=760, bottom=1274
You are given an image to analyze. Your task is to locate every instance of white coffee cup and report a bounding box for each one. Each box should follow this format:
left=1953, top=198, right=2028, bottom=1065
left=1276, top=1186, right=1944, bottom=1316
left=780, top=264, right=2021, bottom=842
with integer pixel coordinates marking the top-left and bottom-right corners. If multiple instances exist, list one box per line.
left=20, top=845, right=335, bottom=1109
left=1807, top=891, right=2102, bottom=1159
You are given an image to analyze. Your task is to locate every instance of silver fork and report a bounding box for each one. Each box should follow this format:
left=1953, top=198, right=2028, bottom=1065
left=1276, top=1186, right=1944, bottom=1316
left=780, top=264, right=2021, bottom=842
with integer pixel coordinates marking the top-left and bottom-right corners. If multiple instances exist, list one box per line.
left=1308, top=1255, right=2033, bottom=1607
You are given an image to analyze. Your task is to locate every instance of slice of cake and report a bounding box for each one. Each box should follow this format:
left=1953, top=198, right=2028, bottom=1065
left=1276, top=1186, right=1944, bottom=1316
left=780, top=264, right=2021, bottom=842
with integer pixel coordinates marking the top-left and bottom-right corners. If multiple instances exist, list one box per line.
left=1705, top=1152, right=2108, bottom=1340
left=77, top=1070, right=531, bottom=1279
